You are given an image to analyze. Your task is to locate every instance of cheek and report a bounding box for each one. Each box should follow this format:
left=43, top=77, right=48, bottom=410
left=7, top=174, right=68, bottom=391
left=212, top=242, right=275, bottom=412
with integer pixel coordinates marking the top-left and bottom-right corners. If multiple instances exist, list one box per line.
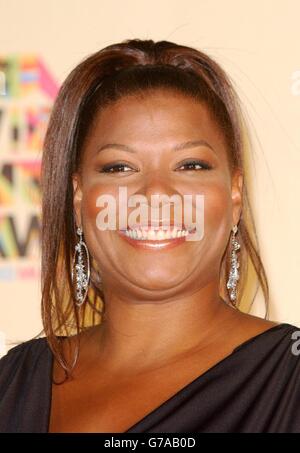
left=205, top=182, right=232, bottom=224
left=81, top=183, right=119, bottom=233
left=186, top=175, right=232, bottom=225
left=80, top=183, right=120, bottom=269
left=201, top=179, right=232, bottom=257
left=187, top=177, right=232, bottom=249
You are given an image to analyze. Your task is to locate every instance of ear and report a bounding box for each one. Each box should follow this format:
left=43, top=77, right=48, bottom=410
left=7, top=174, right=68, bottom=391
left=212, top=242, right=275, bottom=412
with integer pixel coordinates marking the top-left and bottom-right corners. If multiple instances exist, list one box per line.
left=72, top=172, right=83, bottom=228
left=231, top=169, right=243, bottom=226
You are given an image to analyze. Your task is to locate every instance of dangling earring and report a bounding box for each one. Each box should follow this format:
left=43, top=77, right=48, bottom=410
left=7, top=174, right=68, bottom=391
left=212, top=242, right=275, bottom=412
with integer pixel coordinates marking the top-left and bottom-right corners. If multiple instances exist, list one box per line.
left=226, top=224, right=240, bottom=304
left=72, top=226, right=90, bottom=307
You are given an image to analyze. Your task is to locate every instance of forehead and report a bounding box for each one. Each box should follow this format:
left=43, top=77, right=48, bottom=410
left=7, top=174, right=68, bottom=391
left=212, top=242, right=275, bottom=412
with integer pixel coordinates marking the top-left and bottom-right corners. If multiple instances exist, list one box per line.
left=85, top=90, right=228, bottom=158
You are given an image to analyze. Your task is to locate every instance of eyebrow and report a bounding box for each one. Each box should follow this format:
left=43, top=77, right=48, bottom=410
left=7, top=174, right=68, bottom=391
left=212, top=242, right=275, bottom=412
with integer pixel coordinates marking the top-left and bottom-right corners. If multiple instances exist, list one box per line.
left=96, top=139, right=215, bottom=154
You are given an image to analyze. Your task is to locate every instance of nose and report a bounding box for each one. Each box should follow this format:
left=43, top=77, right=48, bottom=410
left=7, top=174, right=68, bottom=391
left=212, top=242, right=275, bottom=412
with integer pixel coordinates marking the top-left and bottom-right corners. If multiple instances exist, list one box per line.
left=135, top=170, right=183, bottom=221
left=138, top=169, right=180, bottom=199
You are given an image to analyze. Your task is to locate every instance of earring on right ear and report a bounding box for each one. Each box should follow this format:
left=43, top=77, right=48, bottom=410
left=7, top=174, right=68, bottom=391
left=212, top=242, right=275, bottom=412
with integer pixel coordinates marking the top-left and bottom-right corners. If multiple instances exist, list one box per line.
left=72, top=226, right=90, bottom=307
left=226, top=224, right=241, bottom=304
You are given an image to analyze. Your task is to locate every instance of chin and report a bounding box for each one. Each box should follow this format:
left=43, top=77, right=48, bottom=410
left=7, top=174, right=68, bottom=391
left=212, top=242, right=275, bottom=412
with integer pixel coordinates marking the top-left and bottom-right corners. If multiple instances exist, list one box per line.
left=129, top=268, right=188, bottom=292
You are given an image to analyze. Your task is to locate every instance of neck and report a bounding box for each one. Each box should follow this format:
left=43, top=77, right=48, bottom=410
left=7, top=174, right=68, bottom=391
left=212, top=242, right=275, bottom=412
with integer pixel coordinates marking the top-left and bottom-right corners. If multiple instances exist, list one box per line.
left=92, top=280, right=236, bottom=370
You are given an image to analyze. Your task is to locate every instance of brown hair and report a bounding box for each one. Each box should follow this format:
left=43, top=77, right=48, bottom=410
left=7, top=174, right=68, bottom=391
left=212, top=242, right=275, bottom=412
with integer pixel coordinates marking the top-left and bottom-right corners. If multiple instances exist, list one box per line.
left=41, top=38, right=269, bottom=381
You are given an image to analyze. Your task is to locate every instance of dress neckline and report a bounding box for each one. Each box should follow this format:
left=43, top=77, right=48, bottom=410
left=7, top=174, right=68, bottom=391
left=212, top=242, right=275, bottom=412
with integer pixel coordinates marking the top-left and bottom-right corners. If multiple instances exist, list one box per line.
left=46, top=322, right=293, bottom=433
left=125, top=323, right=293, bottom=432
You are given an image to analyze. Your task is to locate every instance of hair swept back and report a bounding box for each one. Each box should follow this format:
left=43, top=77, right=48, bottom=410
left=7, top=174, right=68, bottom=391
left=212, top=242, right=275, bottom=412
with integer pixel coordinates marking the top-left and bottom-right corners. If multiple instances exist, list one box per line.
left=41, top=38, right=269, bottom=381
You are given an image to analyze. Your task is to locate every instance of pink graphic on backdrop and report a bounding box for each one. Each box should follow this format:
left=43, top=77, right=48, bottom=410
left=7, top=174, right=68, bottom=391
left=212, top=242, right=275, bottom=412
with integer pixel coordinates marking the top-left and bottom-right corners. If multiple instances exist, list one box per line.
left=0, top=54, right=59, bottom=277
left=38, top=58, right=59, bottom=99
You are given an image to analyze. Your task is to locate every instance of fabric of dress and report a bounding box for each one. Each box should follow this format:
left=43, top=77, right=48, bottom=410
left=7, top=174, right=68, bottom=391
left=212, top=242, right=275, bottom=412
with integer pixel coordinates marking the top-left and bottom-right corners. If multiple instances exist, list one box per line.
left=0, top=323, right=300, bottom=433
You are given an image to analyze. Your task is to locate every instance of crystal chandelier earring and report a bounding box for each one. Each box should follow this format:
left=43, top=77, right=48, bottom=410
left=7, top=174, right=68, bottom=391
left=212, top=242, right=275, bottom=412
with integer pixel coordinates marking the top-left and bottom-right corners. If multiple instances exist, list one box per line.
left=226, top=224, right=241, bottom=304
left=72, top=226, right=90, bottom=307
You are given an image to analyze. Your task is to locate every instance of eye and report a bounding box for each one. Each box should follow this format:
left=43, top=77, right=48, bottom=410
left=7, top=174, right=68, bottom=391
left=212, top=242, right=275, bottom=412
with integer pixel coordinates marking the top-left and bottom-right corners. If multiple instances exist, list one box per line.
left=99, top=162, right=137, bottom=173
left=175, top=159, right=212, bottom=171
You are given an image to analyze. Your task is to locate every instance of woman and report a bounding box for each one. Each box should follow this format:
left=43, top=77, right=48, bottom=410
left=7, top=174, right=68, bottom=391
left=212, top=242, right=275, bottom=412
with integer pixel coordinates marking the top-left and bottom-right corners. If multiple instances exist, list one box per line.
left=0, top=38, right=299, bottom=433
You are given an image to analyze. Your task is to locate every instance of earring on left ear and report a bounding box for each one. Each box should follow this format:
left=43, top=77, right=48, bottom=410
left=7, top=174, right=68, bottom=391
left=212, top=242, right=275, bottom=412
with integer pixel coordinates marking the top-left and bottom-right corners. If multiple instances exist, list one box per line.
left=72, top=226, right=90, bottom=307
left=226, top=224, right=241, bottom=304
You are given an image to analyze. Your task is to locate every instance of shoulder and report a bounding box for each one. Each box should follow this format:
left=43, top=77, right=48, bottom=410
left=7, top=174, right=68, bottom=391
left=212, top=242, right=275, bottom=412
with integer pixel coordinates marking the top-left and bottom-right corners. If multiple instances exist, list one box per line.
left=0, top=337, right=52, bottom=433
left=227, top=309, right=296, bottom=345
left=228, top=312, right=300, bottom=367
left=0, top=336, right=50, bottom=383
left=1, top=336, right=49, bottom=361
left=222, top=309, right=300, bottom=364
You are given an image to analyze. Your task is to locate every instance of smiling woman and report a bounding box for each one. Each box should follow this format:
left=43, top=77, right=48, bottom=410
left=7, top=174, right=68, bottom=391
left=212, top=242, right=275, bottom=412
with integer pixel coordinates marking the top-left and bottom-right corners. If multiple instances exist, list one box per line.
left=1, top=38, right=300, bottom=433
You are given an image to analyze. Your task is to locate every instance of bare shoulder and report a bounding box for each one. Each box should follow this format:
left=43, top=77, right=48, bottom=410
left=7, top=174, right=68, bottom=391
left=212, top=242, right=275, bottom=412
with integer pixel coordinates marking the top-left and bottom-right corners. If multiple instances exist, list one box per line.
left=228, top=308, right=281, bottom=345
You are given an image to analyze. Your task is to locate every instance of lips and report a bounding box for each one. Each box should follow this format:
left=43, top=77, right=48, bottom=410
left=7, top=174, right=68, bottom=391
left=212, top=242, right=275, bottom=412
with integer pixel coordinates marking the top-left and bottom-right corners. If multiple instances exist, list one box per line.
left=118, top=230, right=188, bottom=250
left=117, top=225, right=195, bottom=251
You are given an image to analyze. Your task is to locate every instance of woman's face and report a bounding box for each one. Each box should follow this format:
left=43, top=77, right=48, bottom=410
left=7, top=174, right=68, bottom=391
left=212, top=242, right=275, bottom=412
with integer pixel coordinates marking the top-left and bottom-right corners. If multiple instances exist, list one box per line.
left=73, top=90, right=243, bottom=300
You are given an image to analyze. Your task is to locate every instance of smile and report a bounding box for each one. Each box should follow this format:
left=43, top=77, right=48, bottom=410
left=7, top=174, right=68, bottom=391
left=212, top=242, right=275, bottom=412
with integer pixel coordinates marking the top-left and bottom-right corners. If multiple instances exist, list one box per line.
left=118, top=226, right=194, bottom=250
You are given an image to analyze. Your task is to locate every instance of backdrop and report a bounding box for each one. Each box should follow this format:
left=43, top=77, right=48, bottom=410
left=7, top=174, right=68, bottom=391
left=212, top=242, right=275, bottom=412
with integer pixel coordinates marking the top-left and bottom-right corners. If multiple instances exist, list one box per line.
left=0, top=0, right=299, bottom=356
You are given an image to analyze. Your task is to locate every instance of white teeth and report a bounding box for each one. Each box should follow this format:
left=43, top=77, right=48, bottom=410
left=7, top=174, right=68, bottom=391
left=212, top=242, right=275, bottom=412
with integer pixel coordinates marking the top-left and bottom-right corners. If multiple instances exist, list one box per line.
left=156, top=230, right=165, bottom=240
left=148, top=229, right=156, bottom=240
left=171, top=229, right=178, bottom=238
left=124, top=228, right=189, bottom=241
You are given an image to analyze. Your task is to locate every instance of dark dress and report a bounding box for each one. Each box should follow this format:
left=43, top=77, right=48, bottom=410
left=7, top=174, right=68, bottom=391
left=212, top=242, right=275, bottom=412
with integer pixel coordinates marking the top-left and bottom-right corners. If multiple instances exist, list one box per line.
left=1, top=322, right=300, bottom=433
